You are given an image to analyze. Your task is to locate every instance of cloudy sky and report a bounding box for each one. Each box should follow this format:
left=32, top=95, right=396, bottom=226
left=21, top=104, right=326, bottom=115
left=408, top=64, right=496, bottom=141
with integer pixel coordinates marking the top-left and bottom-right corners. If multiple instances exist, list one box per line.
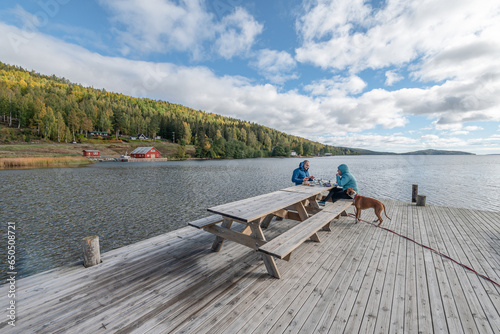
left=1, top=0, right=499, bottom=154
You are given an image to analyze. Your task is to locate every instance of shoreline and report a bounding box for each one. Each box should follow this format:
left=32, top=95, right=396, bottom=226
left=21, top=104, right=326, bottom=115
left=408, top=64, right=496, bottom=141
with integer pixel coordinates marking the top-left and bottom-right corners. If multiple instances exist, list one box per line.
left=0, top=141, right=193, bottom=169
left=0, top=141, right=304, bottom=170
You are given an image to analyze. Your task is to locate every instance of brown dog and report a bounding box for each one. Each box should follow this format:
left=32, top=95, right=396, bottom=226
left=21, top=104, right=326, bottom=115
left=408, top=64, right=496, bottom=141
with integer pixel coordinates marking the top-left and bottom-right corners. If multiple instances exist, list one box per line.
left=346, top=188, right=391, bottom=226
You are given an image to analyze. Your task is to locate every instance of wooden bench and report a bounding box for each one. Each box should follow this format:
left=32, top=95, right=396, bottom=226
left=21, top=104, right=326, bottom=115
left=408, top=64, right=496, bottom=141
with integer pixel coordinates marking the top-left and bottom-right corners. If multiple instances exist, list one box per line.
left=257, top=199, right=352, bottom=262
left=188, top=214, right=224, bottom=229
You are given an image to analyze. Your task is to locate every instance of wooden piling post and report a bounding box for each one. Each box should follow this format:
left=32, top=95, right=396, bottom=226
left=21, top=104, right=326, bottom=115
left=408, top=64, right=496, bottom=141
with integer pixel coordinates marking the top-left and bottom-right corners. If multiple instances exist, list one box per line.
left=82, top=236, right=101, bottom=267
left=416, top=195, right=427, bottom=206
left=412, top=184, right=418, bottom=203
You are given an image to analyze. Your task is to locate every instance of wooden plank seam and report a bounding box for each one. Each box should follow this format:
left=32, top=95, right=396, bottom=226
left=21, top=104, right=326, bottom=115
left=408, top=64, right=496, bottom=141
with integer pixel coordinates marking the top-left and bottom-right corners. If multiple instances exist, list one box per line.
left=348, top=213, right=500, bottom=288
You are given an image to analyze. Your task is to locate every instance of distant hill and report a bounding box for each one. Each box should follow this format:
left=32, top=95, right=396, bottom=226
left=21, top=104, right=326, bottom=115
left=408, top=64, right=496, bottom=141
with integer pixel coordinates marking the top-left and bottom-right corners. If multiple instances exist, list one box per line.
left=399, top=149, right=475, bottom=155
left=346, top=148, right=475, bottom=155
left=339, top=147, right=396, bottom=155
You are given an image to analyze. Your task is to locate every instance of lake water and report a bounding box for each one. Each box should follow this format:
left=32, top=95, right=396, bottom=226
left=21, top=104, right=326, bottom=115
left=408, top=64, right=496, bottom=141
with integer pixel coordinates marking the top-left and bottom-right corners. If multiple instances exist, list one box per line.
left=1, top=155, right=499, bottom=281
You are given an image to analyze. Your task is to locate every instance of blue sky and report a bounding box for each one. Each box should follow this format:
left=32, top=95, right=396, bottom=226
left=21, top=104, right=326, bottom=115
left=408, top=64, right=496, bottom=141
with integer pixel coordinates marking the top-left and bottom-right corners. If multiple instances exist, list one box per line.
left=1, top=0, right=499, bottom=154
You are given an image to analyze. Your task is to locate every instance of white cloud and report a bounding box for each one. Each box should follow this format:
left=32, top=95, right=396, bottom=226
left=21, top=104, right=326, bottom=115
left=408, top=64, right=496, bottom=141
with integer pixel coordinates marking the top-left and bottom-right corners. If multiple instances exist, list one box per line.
left=346, top=88, right=408, bottom=129
left=214, top=7, right=263, bottom=59
left=420, top=134, right=467, bottom=148
left=432, top=124, right=483, bottom=136
left=251, top=49, right=297, bottom=84
left=297, top=0, right=370, bottom=44
left=464, top=126, right=483, bottom=131
left=432, top=122, right=463, bottom=132
left=295, top=0, right=500, bottom=87
left=98, top=0, right=214, bottom=57
left=393, top=78, right=500, bottom=126
left=313, top=133, right=418, bottom=152
left=304, top=75, right=366, bottom=96
left=295, top=0, right=412, bottom=71
left=97, top=0, right=262, bottom=60
left=385, top=70, right=403, bottom=86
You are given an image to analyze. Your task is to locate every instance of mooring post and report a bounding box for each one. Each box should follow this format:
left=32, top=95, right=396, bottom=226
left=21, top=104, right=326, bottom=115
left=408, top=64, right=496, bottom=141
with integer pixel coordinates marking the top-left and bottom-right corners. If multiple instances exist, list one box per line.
left=416, top=195, right=427, bottom=206
left=82, top=236, right=101, bottom=267
left=412, top=184, right=418, bottom=203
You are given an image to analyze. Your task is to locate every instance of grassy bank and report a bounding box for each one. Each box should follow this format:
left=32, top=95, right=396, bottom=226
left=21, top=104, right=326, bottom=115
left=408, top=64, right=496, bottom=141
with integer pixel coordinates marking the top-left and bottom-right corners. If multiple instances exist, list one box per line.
left=0, top=139, right=196, bottom=170
left=0, top=156, right=93, bottom=169
left=0, top=142, right=192, bottom=158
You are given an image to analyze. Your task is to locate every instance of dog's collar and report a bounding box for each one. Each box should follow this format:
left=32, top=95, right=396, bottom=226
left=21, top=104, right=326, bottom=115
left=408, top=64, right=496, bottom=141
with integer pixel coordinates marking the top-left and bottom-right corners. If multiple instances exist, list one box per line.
left=353, top=194, right=359, bottom=199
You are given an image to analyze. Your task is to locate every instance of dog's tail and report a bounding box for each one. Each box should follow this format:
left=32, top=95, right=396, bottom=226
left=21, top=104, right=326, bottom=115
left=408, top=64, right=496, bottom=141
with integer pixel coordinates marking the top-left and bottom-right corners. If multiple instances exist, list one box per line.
left=383, top=204, right=392, bottom=221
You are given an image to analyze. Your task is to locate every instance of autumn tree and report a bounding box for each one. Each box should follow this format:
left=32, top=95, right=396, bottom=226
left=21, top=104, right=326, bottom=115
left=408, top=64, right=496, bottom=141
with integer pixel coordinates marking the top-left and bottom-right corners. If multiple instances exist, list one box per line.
left=68, top=109, right=79, bottom=141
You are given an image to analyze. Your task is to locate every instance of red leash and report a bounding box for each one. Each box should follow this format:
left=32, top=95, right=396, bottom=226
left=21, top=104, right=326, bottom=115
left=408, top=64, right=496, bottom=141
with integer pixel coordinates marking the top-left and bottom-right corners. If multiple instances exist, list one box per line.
left=347, top=213, right=500, bottom=288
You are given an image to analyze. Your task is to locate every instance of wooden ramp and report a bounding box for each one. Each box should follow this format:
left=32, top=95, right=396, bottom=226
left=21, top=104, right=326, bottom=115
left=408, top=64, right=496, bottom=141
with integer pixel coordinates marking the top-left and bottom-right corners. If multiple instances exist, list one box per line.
left=1, top=200, right=499, bottom=333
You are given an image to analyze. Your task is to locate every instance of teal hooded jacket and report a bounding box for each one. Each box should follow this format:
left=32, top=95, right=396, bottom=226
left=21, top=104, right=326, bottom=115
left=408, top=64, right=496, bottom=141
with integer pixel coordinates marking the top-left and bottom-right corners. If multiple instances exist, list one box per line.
left=336, top=164, right=358, bottom=192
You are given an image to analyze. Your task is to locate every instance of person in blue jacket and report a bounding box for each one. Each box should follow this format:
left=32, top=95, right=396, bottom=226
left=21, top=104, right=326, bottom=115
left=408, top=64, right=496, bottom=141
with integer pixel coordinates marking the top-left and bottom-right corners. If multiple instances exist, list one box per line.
left=292, top=160, right=315, bottom=185
left=319, top=164, right=358, bottom=204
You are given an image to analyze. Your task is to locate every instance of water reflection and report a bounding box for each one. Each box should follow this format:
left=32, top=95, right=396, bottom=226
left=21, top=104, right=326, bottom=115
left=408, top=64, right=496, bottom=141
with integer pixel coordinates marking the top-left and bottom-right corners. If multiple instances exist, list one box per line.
left=0, top=155, right=499, bottom=281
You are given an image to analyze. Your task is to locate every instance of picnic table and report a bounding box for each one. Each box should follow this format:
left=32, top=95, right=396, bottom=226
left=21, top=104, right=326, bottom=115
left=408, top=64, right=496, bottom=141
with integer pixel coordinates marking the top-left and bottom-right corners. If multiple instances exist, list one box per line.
left=189, top=185, right=352, bottom=278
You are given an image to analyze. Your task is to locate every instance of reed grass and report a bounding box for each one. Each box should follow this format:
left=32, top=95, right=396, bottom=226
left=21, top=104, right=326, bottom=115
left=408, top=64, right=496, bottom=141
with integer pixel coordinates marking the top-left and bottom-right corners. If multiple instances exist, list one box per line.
left=0, top=156, right=92, bottom=169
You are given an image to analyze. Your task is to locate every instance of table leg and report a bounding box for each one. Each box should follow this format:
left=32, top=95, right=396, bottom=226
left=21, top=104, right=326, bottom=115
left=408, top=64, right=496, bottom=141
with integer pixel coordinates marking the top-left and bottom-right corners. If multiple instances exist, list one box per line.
left=211, top=218, right=233, bottom=252
left=262, top=254, right=281, bottom=279
left=294, top=201, right=309, bottom=221
left=309, top=197, right=321, bottom=210
left=260, top=214, right=274, bottom=229
left=249, top=220, right=281, bottom=279
left=310, top=233, right=321, bottom=242
left=241, top=225, right=252, bottom=235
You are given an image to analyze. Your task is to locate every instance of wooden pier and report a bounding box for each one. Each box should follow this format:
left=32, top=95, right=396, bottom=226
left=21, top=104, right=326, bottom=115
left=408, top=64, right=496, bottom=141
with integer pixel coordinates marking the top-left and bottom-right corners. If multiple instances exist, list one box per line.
left=1, top=199, right=499, bottom=333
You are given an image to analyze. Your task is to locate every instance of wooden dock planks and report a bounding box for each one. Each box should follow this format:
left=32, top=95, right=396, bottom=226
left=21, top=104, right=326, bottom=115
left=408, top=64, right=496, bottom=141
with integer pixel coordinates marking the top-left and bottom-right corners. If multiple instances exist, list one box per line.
left=0, top=199, right=499, bottom=333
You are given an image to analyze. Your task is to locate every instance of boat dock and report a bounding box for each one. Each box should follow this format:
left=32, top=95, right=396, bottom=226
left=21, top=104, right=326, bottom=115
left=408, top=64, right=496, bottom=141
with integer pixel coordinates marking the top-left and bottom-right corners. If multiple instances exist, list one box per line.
left=1, top=199, right=499, bottom=333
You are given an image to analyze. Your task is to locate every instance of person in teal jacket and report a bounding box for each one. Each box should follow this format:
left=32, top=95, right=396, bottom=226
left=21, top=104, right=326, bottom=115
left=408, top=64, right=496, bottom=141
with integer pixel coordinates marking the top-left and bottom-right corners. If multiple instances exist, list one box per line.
left=319, top=164, right=358, bottom=204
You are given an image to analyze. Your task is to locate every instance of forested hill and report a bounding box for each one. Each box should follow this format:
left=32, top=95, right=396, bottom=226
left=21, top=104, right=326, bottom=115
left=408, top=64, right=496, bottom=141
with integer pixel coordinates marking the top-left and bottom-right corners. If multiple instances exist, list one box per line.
left=0, top=61, right=356, bottom=158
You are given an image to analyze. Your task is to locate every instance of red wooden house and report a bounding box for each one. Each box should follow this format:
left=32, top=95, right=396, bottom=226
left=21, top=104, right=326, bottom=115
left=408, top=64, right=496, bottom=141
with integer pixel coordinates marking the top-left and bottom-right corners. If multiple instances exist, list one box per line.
left=130, top=147, right=161, bottom=159
left=82, top=150, right=100, bottom=157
